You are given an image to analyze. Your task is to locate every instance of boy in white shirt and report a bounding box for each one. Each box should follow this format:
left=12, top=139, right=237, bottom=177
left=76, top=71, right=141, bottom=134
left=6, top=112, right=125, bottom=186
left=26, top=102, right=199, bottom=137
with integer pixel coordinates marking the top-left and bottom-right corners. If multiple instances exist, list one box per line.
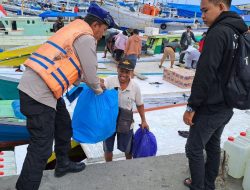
left=102, top=59, right=149, bottom=161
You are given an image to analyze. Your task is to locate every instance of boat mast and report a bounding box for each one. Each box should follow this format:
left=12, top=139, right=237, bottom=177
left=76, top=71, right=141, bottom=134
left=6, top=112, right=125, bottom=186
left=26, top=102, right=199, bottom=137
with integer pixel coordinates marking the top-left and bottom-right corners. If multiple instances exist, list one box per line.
left=21, top=0, right=24, bottom=16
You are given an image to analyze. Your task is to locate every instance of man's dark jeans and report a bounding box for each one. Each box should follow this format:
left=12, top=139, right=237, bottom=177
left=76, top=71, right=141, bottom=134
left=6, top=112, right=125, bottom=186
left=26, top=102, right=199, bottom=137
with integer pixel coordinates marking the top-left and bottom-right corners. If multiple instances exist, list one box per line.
left=16, top=91, right=72, bottom=190
left=179, top=44, right=188, bottom=63
left=185, top=110, right=233, bottom=190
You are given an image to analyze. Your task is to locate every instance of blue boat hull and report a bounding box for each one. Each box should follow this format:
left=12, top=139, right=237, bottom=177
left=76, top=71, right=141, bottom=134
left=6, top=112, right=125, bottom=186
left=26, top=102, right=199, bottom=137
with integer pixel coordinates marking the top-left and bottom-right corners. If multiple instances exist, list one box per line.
left=0, top=122, right=29, bottom=144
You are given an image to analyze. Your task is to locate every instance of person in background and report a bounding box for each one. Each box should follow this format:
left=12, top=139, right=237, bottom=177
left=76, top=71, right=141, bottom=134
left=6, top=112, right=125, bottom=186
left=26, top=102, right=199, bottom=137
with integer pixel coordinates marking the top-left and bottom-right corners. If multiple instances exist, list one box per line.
left=248, top=26, right=250, bottom=33
left=193, top=19, right=200, bottom=29
left=114, top=30, right=128, bottom=61
left=102, top=30, right=119, bottom=58
left=126, top=28, right=134, bottom=37
left=181, top=45, right=200, bottom=69
left=74, top=4, right=79, bottom=13
left=183, top=0, right=248, bottom=189
left=179, top=26, right=197, bottom=64
left=198, top=32, right=207, bottom=52
left=53, top=16, right=64, bottom=32
left=61, top=3, right=66, bottom=12
left=124, top=29, right=142, bottom=69
left=16, top=4, right=115, bottom=190
left=102, top=59, right=149, bottom=162
left=159, top=39, right=181, bottom=68
left=49, top=3, right=52, bottom=9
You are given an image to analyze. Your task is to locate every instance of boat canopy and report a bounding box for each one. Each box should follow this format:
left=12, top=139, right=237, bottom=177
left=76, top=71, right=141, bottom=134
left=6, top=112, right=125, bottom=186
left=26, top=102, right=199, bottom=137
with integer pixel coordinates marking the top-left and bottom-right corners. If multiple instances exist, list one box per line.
left=168, top=3, right=244, bottom=18
left=39, top=10, right=78, bottom=19
left=118, top=1, right=134, bottom=7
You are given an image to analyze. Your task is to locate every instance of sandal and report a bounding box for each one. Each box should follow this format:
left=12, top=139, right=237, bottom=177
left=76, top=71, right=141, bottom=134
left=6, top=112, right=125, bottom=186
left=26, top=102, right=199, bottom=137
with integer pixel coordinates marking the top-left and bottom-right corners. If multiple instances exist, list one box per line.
left=183, top=177, right=192, bottom=188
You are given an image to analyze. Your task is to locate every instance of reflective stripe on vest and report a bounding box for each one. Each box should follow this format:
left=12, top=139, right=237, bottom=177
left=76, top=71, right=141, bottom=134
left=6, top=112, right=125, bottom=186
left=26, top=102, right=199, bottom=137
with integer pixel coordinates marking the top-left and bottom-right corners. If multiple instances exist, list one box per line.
left=32, top=53, right=69, bottom=87
left=28, top=40, right=82, bottom=95
left=31, top=52, right=70, bottom=87
left=46, top=40, right=81, bottom=78
left=28, top=56, right=65, bottom=93
left=24, top=19, right=93, bottom=99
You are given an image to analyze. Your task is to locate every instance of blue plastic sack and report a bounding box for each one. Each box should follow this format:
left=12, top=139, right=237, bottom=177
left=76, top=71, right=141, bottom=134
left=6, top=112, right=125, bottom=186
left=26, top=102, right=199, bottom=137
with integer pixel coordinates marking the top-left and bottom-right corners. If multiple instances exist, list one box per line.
left=72, top=84, right=118, bottom=143
left=11, top=100, right=26, bottom=120
left=132, top=126, right=157, bottom=158
left=66, top=85, right=84, bottom=103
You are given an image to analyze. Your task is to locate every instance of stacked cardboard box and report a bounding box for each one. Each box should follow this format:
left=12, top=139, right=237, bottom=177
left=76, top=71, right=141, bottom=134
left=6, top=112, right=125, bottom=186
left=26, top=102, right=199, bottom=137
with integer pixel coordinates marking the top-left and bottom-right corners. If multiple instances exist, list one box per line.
left=163, top=68, right=195, bottom=88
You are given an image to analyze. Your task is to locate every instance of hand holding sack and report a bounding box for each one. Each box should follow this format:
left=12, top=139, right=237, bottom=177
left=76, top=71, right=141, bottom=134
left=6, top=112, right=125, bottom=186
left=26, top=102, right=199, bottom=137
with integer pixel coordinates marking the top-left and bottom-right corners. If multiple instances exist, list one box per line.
left=132, top=126, right=157, bottom=158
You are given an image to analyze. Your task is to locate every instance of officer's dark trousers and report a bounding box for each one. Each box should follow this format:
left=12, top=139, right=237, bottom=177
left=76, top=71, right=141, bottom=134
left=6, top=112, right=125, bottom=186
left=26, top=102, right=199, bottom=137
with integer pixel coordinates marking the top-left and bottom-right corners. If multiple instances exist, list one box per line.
left=185, top=111, right=233, bottom=190
left=16, top=91, right=72, bottom=190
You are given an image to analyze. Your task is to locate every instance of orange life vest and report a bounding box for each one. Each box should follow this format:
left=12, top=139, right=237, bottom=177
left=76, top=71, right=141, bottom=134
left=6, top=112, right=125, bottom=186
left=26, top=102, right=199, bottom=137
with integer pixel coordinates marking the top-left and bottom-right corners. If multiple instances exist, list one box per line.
left=150, top=6, right=156, bottom=16
left=24, top=19, right=93, bottom=99
left=143, top=4, right=151, bottom=15
left=155, top=7, right=160, bottom=16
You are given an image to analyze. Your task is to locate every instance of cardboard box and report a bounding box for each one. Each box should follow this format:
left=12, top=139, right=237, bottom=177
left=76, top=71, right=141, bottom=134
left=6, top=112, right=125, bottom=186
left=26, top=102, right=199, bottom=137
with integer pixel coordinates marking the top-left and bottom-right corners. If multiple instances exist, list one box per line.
left=163, top=68, right=195, bottom=88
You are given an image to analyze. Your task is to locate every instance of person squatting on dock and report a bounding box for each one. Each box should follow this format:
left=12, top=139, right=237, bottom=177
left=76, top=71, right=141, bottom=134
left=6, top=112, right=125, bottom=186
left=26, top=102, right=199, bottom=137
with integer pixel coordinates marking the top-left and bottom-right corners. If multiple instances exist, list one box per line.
left=180, top=45, right=200, bottom=69
left=102, top=30, right=119, bottom=58
left=113, top=30, right=128, bottom=62
left=101, top=59, right=149, bottom=162
left=183, top=0, right=248, bottom=189
left=159, top=39, right=181, bottom=68
left=16, top=4, right=115, bottom=190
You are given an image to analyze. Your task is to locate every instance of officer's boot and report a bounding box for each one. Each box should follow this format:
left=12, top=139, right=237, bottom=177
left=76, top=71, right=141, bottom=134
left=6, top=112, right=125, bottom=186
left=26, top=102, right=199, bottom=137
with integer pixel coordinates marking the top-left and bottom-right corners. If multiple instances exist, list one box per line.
left=54, top=156, right=86, bottom=177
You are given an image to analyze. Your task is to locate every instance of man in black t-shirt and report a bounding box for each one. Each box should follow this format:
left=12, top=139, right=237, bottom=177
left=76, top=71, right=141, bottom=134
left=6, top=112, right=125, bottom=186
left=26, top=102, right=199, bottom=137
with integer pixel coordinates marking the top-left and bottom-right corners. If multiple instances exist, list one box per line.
left=53, top=16, right=64, bottom=32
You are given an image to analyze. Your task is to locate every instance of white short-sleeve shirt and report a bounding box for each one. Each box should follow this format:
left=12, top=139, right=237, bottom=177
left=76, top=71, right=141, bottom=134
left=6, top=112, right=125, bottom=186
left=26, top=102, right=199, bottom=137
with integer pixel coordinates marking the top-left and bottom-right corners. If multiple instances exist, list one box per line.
left=104, top=76, right=143, bottom=110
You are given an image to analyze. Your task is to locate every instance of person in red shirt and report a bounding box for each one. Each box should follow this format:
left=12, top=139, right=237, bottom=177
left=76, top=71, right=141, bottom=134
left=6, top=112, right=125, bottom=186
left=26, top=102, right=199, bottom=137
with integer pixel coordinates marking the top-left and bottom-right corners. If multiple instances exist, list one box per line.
left=198, top=32, right=206, bottom=52
left=74, top=4, right=79, bottom=13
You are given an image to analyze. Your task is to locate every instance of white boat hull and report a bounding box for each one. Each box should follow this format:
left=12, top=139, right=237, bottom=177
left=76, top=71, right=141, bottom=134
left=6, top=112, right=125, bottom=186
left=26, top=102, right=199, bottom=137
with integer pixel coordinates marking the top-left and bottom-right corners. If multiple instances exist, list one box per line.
left=101, top=3, right=191, bottom=31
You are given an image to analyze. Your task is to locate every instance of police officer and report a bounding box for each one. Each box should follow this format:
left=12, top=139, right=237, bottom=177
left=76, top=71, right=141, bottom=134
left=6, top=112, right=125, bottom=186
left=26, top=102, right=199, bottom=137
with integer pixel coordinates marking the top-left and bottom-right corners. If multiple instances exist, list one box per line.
left=16, top=4, right=115, bottom=190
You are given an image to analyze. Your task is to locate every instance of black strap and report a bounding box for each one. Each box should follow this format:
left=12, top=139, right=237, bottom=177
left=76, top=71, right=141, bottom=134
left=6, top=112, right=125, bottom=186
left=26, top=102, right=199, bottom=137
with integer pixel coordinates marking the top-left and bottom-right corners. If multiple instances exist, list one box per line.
left=219, top=24, right=240, bottom=85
